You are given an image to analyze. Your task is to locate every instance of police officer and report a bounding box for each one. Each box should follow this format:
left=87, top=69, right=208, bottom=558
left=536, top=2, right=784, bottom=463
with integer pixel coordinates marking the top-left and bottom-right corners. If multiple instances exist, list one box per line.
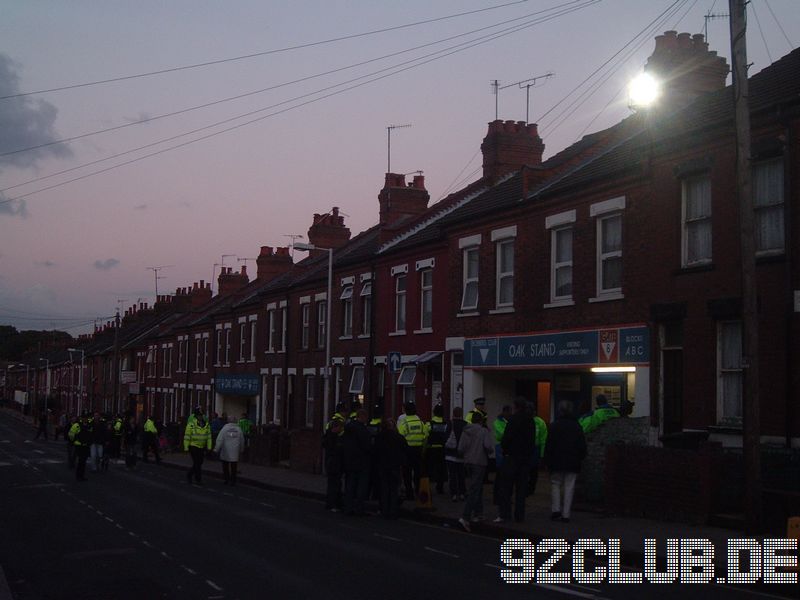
left=466, top=397, right=488, bottom=425
left=184, top=409, right=211, bottom=484
left=142, top=414, right=161, bottom=464
left=397, top=401, right=427, bottom=500
left=69, top=413, right=92, bottom=481
left=238, top=411, right=253, bottom=461
left=111, top=414, right=123, bottom=460
left=366, top=402, right=383, bottom=501
left=579, top=394, right=620, bottom=434
left=325, top=402, right=347, bottom=432
left=530, top=403, right=548, bottom=496
left=425, top=403, right=448, bottom=495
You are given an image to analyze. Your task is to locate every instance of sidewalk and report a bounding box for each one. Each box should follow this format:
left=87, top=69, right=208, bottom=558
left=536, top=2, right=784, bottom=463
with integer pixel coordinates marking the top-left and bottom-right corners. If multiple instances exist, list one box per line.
left=159, top=450, right=742, bottom=568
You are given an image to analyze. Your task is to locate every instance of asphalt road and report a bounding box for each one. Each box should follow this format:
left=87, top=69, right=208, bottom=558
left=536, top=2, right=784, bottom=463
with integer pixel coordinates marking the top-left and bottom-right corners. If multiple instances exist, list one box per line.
left=0, top=412, right=795, bottom=600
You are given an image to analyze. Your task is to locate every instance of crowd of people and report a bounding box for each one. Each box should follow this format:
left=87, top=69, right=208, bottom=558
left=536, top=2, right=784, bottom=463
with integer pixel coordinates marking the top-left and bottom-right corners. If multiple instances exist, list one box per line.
left=35, top=395, right=620, bottom=529
left=321, top=395, right=617, bottom=528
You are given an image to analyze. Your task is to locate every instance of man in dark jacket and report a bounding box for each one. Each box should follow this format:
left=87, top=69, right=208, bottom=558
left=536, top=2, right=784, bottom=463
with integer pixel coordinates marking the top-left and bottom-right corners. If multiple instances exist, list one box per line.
left=374, top=418, right=407, bottom=518
left=343, top=409, right=371, bottom=516
left=323, top=417, right=345, bottom=512
left=497, top=398, right=536, bottom=522
left=544, top=401, right=587, bottom=523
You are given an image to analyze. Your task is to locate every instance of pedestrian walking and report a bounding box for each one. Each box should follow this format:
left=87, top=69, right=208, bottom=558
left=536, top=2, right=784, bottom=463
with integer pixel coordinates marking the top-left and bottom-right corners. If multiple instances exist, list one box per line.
left=374, top=418, right=407, bottom=519
left=496, top=398, right=535, bottom=523
left=237, top=412, right=252, bottom=461
left=529, top=404, right=548, bottom=496
left=111, top=414, right=124, bottom=460
left=184, top=410, right=211, bottom=484
left=89, top=412, right=107, bottom=473
left=545, top=401, right=587, bottom=523
left=322, top=417, right=345, bottom=511
left=492, top=404, right=511, bottom=505
left=457, top=412, right=494, bottom=532
left=213, top=415, right=243, bottom=485
left=425, top=403, right=448, bottom=496
left=66, top=414, right=78, bottom=469
left=142, top=415, right=161, bottom=464
left=343, top=409, right=371, bottom=516
left=123, top=415, right=138, bottom=470
left=397, top=401, right=427, bottom=501
left=444, top=407, right=467, bottom=502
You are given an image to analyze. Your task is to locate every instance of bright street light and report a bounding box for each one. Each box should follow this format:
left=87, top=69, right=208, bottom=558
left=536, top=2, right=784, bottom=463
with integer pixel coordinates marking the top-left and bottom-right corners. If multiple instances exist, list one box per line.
left=292, top=242, right=333, bottom=427
left=628, top=72, right=660, bottom=109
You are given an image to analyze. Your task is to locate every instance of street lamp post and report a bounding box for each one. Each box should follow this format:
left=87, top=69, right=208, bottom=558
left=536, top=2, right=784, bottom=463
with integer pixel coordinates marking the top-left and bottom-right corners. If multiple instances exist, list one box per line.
left=68, top=349, right=85, bottom=416
left=293, top=242, right=333, bottom=426
left=39, top=358, right=50, bottom=431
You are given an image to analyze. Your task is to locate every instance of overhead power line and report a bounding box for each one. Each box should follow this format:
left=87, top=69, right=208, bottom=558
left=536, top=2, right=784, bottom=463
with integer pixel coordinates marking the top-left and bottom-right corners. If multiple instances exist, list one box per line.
left=0, top=0, right=600, bottom=205
left=0, top=0, right=532, bottom=100
left=1, top=0, right=589, bottom=159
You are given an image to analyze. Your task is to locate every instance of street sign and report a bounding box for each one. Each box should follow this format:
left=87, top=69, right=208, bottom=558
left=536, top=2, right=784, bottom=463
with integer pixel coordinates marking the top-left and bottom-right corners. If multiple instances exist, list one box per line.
left=387, top=351, right=402, bottom=373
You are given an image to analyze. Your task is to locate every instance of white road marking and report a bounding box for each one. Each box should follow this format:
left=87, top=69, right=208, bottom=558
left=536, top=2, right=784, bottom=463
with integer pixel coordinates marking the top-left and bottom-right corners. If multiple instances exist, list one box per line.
left=206, top=580, right=223, bottom=591
left=0, top=440, right=10, bottom=443
left=182, top=566, right=197, bottom=575
left=484, top=563, right=502, bottom=570
left=0, top=462, right=13, bottom=467
left=424, top=546, right=459, bottom=558
left=104, top=517, right=114, bottom=523
left=373, top=533, right=401, bottom=542
left=24, top=440, right=32, bottom=444
left=161, top=551, right=171, bottom=559
left=222, top=492, right=233, bottom=497
left=129, top=532, right=138, bottom=537
left=115, top=524, right=123, bottom=530
left=37, top=459, right=62, bottom=464
left=32, top=449, right=45, bottom=454
left=259, top=502, right=275, bottom=508
left=142, top=541, right=153, bottom=548
left=96, top=511, right=104, bottom=516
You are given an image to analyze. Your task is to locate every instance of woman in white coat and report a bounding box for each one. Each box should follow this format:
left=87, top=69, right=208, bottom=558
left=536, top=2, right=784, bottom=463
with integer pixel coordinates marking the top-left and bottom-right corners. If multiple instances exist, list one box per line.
left=214, top=416, right=243, bottom=485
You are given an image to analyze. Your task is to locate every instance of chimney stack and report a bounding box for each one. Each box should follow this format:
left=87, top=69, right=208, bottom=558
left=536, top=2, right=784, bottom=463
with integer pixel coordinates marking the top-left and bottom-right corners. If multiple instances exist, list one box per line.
left=217, top=267, right=250, bottom=296
left=378, top=173, right=430, bottom=229
left=307, top=207, right=351, bottom=252
left=481, top=120, right=544, bottom=180
left=644, top=31, right=729, bottom=107
left=257, top=246, right=293, bottom=280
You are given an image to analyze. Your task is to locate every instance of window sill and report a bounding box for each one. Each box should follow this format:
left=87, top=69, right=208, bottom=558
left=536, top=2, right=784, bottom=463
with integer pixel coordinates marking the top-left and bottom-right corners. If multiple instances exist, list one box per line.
left=489, top=307, right=514, bottom=315
left=676, top=262, right=714, bottom=275
left=389, top=331, right=406, bottom=337
left=708, top=423, right=742, bottom=434
left=589, top=293, right=624, bottom=303
left=544, top=299, right=575, bottom=309
left=339, top=335, right=354, bottom=340
left=755, top=251, right=785, bottom=264
left=413, top=328, right=433, bottom=334
left=357, top=334, right=371, bottom=339
left=457, top=311, right=479, bottom=318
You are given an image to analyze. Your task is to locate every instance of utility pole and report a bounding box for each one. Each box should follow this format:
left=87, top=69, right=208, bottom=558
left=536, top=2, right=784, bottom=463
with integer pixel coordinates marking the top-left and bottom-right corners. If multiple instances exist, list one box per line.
left=387, top=124, right=412, bottom=173
left=113, top=309, right=121, bottom=415
left=284, top=235, right=303, bottom=260
left=730, top=0, right=761, bottom=533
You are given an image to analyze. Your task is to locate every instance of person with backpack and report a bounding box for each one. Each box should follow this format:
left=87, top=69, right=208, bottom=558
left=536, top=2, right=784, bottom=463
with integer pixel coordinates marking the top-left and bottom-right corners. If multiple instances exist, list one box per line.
left=444, top=406, right=467, bottom=502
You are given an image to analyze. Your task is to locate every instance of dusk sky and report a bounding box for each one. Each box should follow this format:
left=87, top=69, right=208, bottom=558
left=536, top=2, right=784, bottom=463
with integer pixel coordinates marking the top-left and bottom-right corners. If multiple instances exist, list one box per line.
left=1, top=0, right=798, bottom=335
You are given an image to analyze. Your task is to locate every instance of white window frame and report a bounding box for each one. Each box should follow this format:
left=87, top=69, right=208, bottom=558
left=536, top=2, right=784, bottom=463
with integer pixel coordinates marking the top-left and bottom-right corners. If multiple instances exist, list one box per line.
left=495, top=238, right=514, bottom=308
left=420, top=268, right=433, bottom=329
left=550, top=226, right=573, bottom=304
left=267, top=309, right=276, bottom=352
left=301, top=304, right=310, bottom=350
left=202, top=336, right=208, bottom=372
left=239, top=322, right=247, bottom=362
left=682, top=174, right=712, bottom=267
left=717, top=320, right=743, bottom=424
left=461, top=246, right=479, bottom=311
left=394, top=274, right=407, bottom=333
left=348, top=366, right=365, bottom=395
left=316, top=301, right=327, bottom=349
left=272, top=374, right=282, bottom=424
left=249, top=320, right=257, bottom=361
left=177, top=339, right=186, bottom=373
left=224, top=327, right=231, bottom=366
left=195, top=336, right=202, bottom=372
left=753, top=158, right=785, bottom=255
left=595, top=213, right=623, bottom=299
left=340, top=285, right=353, bottom=337
left=280, top=306, right=287, bottom=351
left=305, top=376, right=315, bottom=428
left=360, top=282, right=372, bottom=337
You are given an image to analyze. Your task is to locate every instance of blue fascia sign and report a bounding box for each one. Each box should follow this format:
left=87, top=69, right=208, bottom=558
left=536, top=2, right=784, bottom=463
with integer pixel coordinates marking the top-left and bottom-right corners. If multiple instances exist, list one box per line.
left=464, top=324, right=649, bottom=369
left=215, top=373, right=261, bottom=395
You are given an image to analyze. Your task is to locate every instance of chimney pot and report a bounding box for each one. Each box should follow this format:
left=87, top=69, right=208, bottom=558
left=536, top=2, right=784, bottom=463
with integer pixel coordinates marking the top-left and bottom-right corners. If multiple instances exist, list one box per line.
left=200, top=280, right=205, bottom=288
left=260, top=246, right=273, bottom=256
left=240, top=265, right=247, bottom=276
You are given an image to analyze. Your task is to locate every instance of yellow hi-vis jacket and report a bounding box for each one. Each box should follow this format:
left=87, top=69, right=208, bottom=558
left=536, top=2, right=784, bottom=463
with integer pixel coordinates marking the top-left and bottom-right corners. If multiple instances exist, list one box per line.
left=184, top=421, right=211, bottom=451
left=68, top=422, right=82, bottom=445
left=144, top=418, right=158, bottom=435
left=398, top=415, right=427, bottom=447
